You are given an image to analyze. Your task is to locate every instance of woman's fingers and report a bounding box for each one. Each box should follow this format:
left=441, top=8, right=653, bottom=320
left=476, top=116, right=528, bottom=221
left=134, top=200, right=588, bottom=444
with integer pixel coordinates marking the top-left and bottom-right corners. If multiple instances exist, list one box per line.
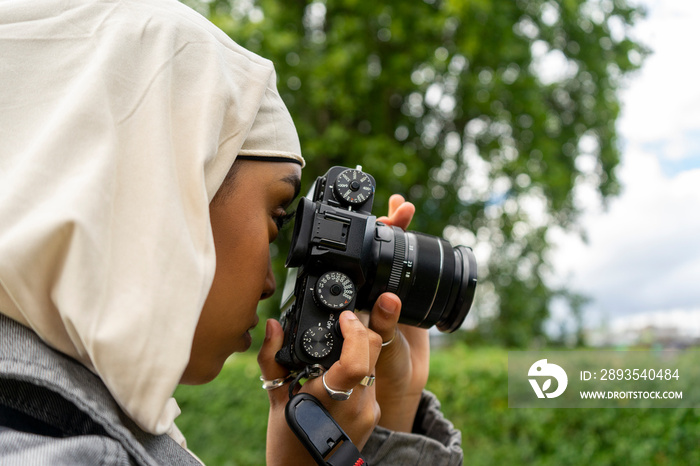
left=257, top=319, right=292, bottom=407
left=367, top=293, right=402, bottom=346
left=376, top=194, right=415, bottom=231
left=258, top=310, right=385, bottom=402
left=294, top=311, right=382, bottom=448
left=388, top=194, right=405, bottom=217
left=321, top=311, right=382, bottom=395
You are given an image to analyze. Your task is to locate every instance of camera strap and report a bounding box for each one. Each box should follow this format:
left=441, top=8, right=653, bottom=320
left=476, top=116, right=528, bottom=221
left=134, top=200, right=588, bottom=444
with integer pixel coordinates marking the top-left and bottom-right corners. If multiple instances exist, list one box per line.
left=285, top=366, right=368, bottom=466
left=286, top=393, right=367, bottom=466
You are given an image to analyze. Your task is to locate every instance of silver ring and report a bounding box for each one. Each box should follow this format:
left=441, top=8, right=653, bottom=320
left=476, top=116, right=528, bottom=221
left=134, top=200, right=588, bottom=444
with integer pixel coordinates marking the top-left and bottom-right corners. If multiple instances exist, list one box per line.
left=322, top=371, right=353, bottom=400
left=260, top=374, right=293, bottom=390
left=359, top=375, right=376, bottom=387
left=381, top=331, right=396, bottom=347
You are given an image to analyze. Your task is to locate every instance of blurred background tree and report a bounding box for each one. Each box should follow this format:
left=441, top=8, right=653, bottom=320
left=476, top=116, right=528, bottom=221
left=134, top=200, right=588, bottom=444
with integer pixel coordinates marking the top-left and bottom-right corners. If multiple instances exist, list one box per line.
left=183, top=0, right=646, bottom=347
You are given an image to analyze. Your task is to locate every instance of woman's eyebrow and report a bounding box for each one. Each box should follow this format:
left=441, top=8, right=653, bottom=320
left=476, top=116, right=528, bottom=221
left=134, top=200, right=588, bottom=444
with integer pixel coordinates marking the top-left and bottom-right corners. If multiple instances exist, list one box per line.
left=279, top=174, right=302, bottom=200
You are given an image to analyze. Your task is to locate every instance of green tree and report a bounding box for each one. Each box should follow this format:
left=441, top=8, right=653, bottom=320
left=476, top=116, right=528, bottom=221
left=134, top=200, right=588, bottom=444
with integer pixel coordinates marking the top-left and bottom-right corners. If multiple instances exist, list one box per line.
left=185, top=0, right=646, bottom=347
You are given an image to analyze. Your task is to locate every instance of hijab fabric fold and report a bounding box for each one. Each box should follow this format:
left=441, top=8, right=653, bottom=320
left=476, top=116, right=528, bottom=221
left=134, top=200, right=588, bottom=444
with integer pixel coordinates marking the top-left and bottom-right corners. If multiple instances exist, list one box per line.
left=0, top=0, right=301, bottom=437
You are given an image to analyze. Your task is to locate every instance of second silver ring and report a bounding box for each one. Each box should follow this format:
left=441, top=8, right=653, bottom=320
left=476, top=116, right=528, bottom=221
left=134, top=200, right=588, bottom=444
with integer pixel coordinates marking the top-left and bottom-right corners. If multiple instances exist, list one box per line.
left=359, top=375, right=376, bottom=387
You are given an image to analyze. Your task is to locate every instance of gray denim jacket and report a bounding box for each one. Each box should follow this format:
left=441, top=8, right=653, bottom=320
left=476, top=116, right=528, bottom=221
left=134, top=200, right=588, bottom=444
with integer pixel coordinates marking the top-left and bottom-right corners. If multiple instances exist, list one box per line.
left=0, top=314, right=463, bottom=465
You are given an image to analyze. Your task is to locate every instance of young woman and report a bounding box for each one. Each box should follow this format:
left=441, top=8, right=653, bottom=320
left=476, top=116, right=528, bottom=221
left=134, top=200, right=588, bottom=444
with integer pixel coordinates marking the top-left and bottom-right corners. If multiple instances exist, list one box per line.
left=0, top=0, right=462, bottom=464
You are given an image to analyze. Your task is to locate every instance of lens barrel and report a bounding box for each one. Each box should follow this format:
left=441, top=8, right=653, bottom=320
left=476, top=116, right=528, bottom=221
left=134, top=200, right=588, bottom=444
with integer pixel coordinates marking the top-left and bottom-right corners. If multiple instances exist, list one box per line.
left=366, top=225, right=477, bottom=333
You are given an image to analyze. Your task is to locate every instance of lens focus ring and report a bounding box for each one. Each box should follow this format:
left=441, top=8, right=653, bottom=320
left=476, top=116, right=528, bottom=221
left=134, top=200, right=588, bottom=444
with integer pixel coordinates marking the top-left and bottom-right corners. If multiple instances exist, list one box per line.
left=387, top=232, right=405, bottom=294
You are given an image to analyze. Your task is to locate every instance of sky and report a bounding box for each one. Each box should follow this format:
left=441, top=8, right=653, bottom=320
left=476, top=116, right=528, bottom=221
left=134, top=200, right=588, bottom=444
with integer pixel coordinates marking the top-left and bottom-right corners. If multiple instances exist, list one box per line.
left=547, top=0, right=700, bottom=341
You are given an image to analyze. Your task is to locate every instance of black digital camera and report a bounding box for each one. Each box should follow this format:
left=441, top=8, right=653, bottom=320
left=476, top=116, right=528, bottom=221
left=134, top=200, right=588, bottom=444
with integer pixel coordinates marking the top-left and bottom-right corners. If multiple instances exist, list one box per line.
left=275, top=166, right=477, bottom=371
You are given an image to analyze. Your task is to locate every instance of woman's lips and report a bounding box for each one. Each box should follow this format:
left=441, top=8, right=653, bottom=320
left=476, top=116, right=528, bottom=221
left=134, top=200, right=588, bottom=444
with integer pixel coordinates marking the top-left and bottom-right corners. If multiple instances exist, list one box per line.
left=242, top=316, right=260, bottom=350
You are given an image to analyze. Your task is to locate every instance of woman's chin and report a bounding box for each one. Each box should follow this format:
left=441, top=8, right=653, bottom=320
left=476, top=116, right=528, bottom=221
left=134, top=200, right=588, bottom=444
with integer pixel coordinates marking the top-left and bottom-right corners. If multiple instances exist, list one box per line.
left=180, top=331, right=255, bottom=385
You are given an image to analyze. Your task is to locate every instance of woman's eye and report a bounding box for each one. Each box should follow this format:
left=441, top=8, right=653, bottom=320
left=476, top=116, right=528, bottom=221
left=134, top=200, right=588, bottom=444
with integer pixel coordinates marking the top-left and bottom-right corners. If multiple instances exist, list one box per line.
left=274, top=210, right=295, bottom=232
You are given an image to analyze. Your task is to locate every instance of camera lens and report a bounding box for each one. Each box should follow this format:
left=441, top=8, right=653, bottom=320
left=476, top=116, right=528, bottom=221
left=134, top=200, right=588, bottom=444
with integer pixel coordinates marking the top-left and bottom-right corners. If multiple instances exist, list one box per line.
left=365, top=225, right=477, bottom=333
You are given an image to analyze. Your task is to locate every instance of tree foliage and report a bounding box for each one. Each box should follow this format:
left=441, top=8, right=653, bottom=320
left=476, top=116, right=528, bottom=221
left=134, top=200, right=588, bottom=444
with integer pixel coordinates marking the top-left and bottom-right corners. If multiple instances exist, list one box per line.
left=185, top=0, right=647, bottom=346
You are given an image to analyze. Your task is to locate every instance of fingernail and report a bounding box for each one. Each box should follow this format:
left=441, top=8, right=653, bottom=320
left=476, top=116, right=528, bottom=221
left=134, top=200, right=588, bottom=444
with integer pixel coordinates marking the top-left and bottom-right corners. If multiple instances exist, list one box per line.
left=264, top=320, right=273, bottom=341
left=345, top=311, right=358, bottom=321
left=378, top=295, right=399, bottom=313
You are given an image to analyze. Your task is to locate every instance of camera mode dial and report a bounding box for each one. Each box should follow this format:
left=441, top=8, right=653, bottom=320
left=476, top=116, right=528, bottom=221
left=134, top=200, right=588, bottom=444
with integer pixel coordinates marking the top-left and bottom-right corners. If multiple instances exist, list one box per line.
left=333, top=169, right=374, bottom=206
left=315, top=272, right=356, bottom=310
left=301, top=326, right=334, bottom=359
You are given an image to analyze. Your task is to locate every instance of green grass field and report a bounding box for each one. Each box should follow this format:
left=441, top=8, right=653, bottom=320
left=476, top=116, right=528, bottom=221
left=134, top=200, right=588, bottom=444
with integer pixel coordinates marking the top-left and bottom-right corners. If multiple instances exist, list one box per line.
left=175, top=344, right=699, bottom=465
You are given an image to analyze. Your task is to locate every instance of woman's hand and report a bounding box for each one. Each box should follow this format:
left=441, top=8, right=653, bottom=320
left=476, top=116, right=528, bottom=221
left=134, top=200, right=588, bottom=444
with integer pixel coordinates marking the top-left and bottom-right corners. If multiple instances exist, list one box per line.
left=370, top=194, right=429, bottom=432
left=258, top=312, right=382, bottom=466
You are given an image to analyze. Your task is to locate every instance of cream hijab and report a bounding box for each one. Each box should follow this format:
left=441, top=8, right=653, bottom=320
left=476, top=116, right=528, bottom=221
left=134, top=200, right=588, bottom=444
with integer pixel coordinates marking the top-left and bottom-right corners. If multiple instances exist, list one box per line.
left=0, top=0, right=303, bottom=438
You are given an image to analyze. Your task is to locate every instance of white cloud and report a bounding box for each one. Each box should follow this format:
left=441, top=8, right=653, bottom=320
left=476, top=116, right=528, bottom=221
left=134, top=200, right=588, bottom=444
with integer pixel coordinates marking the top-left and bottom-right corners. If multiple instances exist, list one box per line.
left=548, top=0, right=700, bottom=334
left=551, top=149, right=700, bottom=321
left=619, top=0, right=700, bottom=159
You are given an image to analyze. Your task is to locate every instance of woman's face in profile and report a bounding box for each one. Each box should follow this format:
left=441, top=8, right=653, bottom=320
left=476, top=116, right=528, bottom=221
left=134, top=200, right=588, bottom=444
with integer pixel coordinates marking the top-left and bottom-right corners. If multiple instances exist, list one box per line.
left=180, top=159, right=301, bottom=385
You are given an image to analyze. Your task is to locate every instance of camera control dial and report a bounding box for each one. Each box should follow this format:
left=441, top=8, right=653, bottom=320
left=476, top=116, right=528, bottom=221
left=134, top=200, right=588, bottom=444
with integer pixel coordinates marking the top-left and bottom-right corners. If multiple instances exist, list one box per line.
left=315, top=272, right=356, bottom=310
left=301, top=326, right=334, bottom=359
left=333, top=169, right=374, bottom=206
